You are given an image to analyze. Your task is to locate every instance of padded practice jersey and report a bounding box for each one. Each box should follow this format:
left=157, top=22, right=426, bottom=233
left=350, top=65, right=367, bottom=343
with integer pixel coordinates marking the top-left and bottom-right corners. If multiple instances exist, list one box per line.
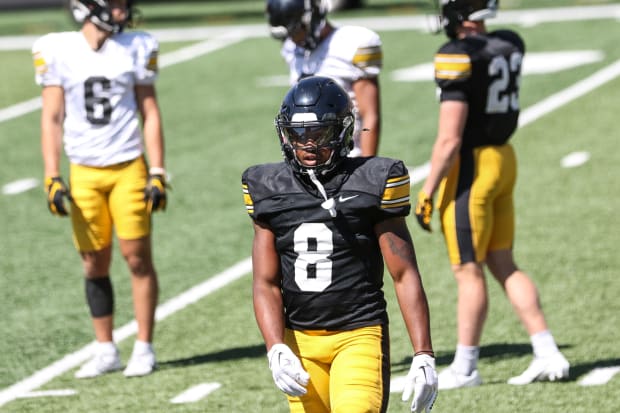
left=434, top=30, right=525, bottom=150
left=281, top=26, right=382, bottom=154
left=242, top=157, right=410, bottom=331
left=32, top=31, right=159, bottom=167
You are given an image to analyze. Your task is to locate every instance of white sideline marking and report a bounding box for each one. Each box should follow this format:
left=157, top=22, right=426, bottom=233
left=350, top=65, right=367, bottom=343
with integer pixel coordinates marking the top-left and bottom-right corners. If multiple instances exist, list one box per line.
left=0, top=257, right=252, bottom=408
left=0, top=35, right=244, bottom=125
left=561, top=151, right=590, bottom=168
left=18, top=389, right=77, bottom=399
left=578, top=367, right=620, bottom=386
left=170, top=382, right=222, bottom=404
left=2, top=178, right=39, bottom=195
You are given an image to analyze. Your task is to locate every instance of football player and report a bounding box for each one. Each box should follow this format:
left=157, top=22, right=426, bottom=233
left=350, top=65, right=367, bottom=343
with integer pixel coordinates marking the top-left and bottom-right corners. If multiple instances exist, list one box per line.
left=243, top=76, right=437, bottom=413
left=33, top=0, right=166, bottom=378
left=414, top=0, right=570, bottom=389
left=266, top=0, right=382, bottom=157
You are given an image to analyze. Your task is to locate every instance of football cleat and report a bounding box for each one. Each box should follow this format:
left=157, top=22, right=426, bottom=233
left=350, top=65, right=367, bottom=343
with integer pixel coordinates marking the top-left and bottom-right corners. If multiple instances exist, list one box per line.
left=437, top=365, right=482, bottom=390
left=75, top=344, right=122, bottom=379
left=123, top=344, right=156, bottom=377
left=507, top=352, right=570, bottom=385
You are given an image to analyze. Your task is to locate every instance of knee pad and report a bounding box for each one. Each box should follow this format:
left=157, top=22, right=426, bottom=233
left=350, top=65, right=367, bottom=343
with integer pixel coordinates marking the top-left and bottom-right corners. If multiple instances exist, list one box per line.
left=85, top=277, right=114, bottom=317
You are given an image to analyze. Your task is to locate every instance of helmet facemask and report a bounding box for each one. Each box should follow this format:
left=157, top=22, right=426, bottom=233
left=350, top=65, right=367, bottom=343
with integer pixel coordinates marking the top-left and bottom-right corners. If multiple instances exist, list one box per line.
left=277, top=113, right=354, bottom=177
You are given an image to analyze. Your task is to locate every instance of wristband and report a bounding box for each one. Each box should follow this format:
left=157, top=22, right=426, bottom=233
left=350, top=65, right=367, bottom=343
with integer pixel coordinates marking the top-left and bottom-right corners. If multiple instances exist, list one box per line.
left=149, top=167, right=166, bottom=176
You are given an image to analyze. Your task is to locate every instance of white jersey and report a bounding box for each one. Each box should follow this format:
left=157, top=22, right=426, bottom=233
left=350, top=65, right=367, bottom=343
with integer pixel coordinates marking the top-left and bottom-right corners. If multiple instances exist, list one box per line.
left=32, top=31, right=159, bottom=167
left=281, top=26, right=382, bottom=155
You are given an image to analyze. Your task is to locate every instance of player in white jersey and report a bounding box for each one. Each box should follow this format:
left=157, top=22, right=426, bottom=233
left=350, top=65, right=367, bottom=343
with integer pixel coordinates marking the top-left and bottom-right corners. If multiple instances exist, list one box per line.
left=32, top=0, right=166, bottom=379
left=267, top=0, right=382, bottom=157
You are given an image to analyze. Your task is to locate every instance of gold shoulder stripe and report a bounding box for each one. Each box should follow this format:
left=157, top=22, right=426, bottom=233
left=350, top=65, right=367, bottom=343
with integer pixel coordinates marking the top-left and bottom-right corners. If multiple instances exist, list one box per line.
left=242, top=184, right=254, bottom=215
left=147, top=51, right=159, bottom=72
left=352, top=46, right=383, bottom=68
left=32, top=52, right=47, bottom=75
left=382, top=174, right=410, bottom=208
left=434, top=53, right=471, bottom=80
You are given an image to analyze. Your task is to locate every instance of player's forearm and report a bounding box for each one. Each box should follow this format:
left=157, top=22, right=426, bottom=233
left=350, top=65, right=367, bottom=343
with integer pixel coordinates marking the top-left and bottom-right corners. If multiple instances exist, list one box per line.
left=40, top=120, right=63, bottom=177
left=422, top=134, right=460, bottom=196
left=253, top=282, right=286, bottom=349
left=394, top=275, right=434, bottom=353
left=143, top=117, right=165, bottom=169
left=360, top=115, right=380, bottom=156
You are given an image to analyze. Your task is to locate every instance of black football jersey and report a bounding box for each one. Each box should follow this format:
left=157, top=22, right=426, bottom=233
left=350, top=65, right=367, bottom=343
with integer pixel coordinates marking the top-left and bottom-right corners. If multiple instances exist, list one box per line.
left=242, top=157, right=410, bottom=331
left=434, top=30, right=525, bottom=149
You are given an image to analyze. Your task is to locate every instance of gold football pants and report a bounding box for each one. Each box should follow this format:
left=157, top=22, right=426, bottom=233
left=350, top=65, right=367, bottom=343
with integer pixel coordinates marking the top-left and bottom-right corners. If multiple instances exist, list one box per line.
left=284, top=325, right=390, bottom=413
left=438, top=144, right=517, bottom=264
left=69, top=156, right=150, bottom=252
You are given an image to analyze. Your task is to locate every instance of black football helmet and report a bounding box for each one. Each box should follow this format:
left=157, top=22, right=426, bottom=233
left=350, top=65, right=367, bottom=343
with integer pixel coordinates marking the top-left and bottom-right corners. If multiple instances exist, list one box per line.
left=69, top=0, right=134, bottom=33
left=439, top=0, right=498, bottom=39
left=276, top=76, right=354, bottom=177
left=266, top=0, right=329, bottom=49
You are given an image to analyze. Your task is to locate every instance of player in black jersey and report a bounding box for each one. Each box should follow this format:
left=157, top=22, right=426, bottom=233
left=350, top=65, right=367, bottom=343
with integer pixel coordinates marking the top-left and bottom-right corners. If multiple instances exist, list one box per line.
left=242, top=76, right=437, bottom=413
left=414, top=0, right=569, bottom=390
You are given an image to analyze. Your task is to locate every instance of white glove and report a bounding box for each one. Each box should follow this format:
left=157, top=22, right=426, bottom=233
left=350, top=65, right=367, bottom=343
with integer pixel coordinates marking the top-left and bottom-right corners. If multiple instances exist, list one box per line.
left=267, top=343, right=310, bottom=397
left=402, top=354, right=438, bottom=413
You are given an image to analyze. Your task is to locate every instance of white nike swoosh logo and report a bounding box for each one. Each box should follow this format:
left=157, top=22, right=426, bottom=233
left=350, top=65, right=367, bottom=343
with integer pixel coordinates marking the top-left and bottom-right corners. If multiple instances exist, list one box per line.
left=338, top=195, right=359, bottom=203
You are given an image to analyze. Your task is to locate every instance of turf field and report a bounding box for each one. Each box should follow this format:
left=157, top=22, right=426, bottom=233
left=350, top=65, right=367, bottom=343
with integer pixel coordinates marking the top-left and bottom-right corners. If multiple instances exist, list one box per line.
left=1, top=1, right=619, bottom=412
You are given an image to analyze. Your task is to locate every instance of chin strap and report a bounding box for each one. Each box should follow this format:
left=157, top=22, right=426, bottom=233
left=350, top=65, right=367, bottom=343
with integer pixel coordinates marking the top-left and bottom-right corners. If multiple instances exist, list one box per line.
left=307, top=169, right=336, bottom=218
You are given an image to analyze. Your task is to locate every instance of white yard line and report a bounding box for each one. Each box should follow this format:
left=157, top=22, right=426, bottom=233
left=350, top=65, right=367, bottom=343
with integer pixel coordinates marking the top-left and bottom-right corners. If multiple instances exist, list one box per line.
left=518, top=59, right=620, bottom=127
left=578, top=366, right=620, bottom=386
left=18, top=389, right=78, bottom=399
left=0, top=97, right=42, bottom=124
left=561, top=151, right=591, bottom=168
left=0, top=257, right=251, bottom=407
left=170, top=382, right=222, bottom=404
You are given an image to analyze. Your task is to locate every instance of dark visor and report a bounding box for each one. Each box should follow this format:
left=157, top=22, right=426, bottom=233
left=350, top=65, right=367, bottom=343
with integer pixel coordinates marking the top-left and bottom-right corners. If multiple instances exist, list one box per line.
left=280, top=125, right=338, bottom=147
